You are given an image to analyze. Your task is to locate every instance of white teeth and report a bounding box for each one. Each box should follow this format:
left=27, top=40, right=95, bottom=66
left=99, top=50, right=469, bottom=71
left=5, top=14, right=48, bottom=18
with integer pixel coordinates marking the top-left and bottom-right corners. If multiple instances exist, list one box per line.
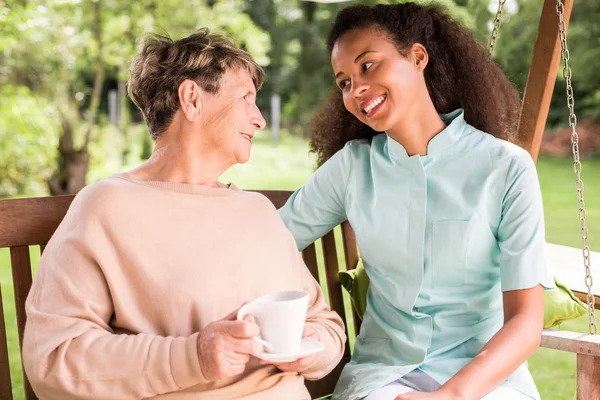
left=241, top=133, right=251, bottom=140
left=363, top=95, right=386, bottom=113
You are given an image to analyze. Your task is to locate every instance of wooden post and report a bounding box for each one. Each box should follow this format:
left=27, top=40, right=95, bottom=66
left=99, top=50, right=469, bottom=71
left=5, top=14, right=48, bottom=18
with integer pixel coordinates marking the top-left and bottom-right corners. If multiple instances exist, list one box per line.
left=516, top=0, right=573, bottom=162
left=577, top=354, right=600, bottom=400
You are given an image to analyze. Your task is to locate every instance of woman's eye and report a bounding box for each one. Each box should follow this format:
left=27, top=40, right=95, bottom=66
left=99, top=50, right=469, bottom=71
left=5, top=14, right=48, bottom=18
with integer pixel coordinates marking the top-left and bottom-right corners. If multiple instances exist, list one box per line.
left=362, top=62, right=373, bottom=72
left=339, top=80, right=349, bottom=89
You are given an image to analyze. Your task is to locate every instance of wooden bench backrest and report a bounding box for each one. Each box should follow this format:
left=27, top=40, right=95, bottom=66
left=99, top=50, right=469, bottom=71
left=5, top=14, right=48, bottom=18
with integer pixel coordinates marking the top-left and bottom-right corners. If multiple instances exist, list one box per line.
left=0, top=191, right=358, bottom=400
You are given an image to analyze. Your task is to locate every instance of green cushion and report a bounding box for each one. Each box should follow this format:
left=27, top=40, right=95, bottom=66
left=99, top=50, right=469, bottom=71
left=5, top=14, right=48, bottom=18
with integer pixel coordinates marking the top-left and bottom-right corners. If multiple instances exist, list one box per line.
left=544, top=278, right=588, bottom=327
left=338, top=260, right=370, bottom=319
left=339, top=259, right=587, bottom=329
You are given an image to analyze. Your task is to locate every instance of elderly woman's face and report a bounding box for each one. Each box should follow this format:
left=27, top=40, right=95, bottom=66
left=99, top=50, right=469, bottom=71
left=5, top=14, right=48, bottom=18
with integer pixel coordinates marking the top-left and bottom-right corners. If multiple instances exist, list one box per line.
left=202, top=68, right=266, bottom=165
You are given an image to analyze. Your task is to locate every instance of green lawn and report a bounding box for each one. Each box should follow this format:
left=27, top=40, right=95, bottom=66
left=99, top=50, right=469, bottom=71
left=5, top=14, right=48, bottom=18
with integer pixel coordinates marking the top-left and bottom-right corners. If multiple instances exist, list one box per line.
left=1, top=136, right=599, bottom=399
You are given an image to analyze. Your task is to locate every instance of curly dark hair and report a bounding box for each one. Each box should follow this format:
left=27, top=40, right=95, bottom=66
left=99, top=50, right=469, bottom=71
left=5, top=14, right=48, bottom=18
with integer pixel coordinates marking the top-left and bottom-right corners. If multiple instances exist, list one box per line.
left=309, top=2, right=521, bottom=166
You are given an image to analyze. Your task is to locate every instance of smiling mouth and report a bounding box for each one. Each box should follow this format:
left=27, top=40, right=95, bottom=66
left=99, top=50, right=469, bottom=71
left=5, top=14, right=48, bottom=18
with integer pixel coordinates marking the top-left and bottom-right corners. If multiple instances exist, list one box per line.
left=241, top=133, right=252, bottom=141
left=362, top=95, right=386, bottom=117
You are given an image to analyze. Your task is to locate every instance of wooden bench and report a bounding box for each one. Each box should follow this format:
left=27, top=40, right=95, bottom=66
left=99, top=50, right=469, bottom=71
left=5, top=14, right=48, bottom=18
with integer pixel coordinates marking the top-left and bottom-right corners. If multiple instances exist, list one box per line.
left=1, top=191, right=599, bottom=400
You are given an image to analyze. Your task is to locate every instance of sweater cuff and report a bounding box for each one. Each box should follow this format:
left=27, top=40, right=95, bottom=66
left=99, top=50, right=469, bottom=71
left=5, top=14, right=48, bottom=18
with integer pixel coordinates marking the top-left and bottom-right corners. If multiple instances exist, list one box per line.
left=170, top=333, right=205, bottom=389
left=301, top=322, right=342, bottom=380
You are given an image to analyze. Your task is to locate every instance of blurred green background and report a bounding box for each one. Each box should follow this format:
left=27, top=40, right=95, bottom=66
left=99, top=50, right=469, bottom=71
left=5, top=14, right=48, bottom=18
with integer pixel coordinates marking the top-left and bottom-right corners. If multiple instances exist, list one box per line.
left=1, top=0, right=600, bottom=399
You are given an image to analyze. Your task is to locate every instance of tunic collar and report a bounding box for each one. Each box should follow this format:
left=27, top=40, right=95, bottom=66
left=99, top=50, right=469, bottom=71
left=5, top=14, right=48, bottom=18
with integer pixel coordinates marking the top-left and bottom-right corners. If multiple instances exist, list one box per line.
left=384, top=109, right=467, bottom=163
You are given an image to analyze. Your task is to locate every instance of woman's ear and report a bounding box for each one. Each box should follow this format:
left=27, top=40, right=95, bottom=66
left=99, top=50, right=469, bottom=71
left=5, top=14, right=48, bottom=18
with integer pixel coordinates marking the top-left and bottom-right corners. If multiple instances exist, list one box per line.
left=411, top=43, right=429, bottom=72
left=178, top=80, right=203, bottom=122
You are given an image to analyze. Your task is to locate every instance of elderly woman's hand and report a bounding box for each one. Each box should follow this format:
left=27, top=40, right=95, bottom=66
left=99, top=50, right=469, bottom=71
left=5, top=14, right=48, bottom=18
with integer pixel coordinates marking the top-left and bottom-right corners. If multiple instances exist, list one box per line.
left=197, top=307, right=263, bottom=381
left=263, top=324, right=320, bottom=373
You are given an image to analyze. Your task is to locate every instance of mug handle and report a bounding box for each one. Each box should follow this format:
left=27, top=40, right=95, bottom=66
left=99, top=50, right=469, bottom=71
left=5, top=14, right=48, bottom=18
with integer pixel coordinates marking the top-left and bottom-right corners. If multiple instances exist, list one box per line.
left=237, top=304, right=274, bottom=353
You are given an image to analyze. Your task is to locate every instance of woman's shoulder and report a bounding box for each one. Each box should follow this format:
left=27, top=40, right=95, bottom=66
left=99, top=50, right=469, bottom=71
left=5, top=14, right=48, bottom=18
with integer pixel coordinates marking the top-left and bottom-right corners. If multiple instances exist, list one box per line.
left=329, top=135, right=382, bottom=165
left=239, top=190, right=278, bottom=209
left=481, top=133, right=535, bottom=171
left=68, top=175, right=140, bottom=218
left=235, top=190, right=297, bottom=233
left=477, top=135, right=539, bottom=196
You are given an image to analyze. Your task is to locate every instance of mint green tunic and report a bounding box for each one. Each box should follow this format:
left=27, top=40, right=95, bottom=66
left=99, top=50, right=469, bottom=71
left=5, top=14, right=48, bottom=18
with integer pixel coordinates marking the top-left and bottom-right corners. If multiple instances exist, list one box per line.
left=279, top=110, right=553, bottom=400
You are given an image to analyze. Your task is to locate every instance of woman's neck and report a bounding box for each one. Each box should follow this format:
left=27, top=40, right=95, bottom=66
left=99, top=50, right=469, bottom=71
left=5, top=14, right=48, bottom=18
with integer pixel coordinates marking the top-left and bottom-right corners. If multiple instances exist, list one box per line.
left=386, top=102, right=446, bottom=157
left=128, top=129, right=232, bottom=188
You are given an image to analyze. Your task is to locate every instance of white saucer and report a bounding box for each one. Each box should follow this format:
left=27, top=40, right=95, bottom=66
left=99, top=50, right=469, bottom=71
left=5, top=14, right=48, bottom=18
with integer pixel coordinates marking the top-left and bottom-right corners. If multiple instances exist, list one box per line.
left=256, top=337, right=324, bottom=363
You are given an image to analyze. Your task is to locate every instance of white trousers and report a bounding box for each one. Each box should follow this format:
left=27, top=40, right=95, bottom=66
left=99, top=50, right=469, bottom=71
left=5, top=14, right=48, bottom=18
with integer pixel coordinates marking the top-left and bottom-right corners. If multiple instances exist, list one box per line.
left=363, top=370, right=531, bottom=400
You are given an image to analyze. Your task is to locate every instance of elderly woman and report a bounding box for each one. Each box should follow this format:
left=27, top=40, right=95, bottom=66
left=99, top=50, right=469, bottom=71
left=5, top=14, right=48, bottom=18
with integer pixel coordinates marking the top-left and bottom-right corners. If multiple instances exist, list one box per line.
left=22, top=29, right=345, bottom=400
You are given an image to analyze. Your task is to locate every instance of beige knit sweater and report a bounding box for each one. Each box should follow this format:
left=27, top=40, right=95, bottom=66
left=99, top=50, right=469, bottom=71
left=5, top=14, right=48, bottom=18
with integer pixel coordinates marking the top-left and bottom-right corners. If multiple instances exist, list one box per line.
left=23, top=174, right=346, bottom=400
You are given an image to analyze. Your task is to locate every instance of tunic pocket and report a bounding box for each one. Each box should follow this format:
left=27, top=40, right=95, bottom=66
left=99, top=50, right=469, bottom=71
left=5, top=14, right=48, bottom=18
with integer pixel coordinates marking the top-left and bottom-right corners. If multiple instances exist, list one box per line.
left=432, top=220, right=472, bottom=288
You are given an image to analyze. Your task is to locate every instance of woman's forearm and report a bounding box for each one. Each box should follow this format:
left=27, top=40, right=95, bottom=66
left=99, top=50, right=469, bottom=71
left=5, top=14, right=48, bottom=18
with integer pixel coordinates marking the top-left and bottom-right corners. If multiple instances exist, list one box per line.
left=24, top=319, right=205, bottom=400
left=440, top=312, right=542, bottom=400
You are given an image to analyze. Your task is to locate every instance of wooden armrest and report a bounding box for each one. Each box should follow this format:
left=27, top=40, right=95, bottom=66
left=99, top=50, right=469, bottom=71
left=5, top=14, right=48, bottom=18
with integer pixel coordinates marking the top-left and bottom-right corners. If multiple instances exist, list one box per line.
left=541, top=329, right=600, bottom=356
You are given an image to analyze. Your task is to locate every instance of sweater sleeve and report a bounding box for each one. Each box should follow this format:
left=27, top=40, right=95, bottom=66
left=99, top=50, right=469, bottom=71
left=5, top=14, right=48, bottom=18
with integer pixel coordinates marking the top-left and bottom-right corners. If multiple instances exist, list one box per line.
left=22, top=192, right=207, bottom=400
left=296, top=253, right=346, bottom=380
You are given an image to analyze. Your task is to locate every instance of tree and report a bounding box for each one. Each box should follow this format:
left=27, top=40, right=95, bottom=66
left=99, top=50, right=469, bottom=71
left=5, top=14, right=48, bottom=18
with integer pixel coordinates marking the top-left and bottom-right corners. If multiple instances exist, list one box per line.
left=0, top=0, right=270, bottom=196
left=0, top=86, right=59, bottom=197
left=491, top=0, right=600, bottom=128
left=565, top=0, right=600, bottom=123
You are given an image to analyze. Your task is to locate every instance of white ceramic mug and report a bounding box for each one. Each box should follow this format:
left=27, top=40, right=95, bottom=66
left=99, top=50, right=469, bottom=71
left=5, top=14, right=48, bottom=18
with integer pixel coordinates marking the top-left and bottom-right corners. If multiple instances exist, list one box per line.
left=237, top=290, right=309, bottom=354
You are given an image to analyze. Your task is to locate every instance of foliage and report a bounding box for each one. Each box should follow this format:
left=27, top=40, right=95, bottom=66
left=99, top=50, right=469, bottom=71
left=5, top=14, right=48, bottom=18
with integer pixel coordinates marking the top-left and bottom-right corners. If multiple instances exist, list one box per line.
left=564, top=0, right=600, bottom=123
left=0, top=0, right=270, bottom=197
left=492, top=0, right=600, bottom=128
left=1, top=0, right=270, bottom=97
left=0, top=85, right=59, bottom=197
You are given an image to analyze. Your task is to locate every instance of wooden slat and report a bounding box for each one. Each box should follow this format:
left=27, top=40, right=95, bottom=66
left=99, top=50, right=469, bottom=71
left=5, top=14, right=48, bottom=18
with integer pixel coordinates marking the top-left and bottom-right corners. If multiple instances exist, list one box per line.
left=341, top=222, right=361, bottom=335
left=572, top=290, right=600, bottom=310
left=9, top=246, right=37, bottom=400
left=305, top=354, right=350, bottom=399
left=516, top=0, right=573, bottom=162
left=577, top=354, right=600, bottom=400
left=9, top=247, right=32, bottom=349
left=0, top=284, right=13, bottom=400
left=0, top=196, right=74, bottom=247
left=541, top=329, right=600, bottom=356
left=302, top=243, right=320, bottom=283
left=254, top=190, right=293, bottom=209
left=321, top=230, right=351, bottom=357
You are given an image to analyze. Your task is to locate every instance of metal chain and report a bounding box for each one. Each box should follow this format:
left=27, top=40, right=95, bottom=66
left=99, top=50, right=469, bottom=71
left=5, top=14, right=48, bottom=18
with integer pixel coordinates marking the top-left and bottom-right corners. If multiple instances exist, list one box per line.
left=556, top=0, right=597, bottom=335
left=488, top=0, right=506, bottom=56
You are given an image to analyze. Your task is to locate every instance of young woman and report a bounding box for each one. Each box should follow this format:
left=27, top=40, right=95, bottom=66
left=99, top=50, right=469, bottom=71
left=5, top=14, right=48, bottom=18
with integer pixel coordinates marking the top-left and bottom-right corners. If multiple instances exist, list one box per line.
left=279, top=3, right=553, bottom=400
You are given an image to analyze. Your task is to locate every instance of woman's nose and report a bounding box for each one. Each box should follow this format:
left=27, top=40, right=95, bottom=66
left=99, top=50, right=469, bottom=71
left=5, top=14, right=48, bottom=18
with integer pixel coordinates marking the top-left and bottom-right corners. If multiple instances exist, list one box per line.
left=251, top=105, right=266, bottom=130
left=351, top=78, right=369, bottom=98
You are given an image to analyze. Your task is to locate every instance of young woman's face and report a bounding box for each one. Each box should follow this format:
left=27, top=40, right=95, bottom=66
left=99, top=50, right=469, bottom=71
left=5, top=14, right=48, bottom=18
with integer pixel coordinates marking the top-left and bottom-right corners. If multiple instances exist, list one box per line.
left=331, top=26, right=426, bottom=132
